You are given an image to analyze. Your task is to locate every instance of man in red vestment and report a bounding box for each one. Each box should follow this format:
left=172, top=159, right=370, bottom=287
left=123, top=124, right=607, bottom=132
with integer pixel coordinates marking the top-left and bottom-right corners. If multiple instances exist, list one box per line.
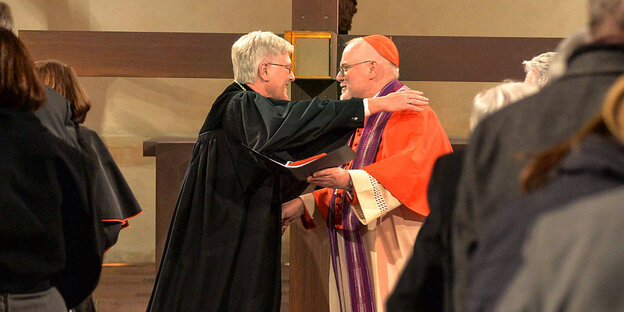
left=282, top=35, right=453, bottom=312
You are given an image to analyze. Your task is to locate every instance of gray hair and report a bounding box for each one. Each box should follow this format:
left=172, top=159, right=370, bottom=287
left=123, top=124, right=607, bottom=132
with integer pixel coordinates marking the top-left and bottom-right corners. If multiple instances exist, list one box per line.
left=470, top=82, right=539, bottom=131
left=548, top=27, right=592, bottom=80
left=0, top=2, right=13, bottom=31
left=231, top=31, right=293, bottom=84
left=523, top=51, right=557, bottom=88
left=589, top=0, right=624, bottom=33
left=346, top=37, right=400, bottom=79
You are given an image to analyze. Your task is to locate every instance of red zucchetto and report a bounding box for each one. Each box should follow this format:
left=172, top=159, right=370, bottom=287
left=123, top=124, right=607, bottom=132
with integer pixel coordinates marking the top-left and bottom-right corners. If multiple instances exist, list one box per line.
left=362, top=35, right=399, bottom=67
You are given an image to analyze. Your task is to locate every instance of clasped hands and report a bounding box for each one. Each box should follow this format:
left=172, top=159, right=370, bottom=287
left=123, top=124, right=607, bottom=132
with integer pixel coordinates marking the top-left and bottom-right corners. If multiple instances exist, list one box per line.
left=281, top=167, right=352, bottom=234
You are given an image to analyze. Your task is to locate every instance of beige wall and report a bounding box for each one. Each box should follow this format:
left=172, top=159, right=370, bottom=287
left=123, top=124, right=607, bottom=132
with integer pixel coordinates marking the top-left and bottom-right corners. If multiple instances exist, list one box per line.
left=6, top=0, right=587, bottom=263
left=351, top=0, right=586, bottom=37
left=7, top=0, right=292, bottom=264
left=9, top=0, right=292, bottom=33
left=351, top=0, right=587, bottom=138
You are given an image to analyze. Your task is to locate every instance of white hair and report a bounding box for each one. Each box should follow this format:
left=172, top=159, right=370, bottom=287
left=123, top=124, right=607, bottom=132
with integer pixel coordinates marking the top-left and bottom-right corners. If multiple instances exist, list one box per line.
left=231, top=31, right=293, bottom=84
left=548, top=28, right=592, bottom=80
left=470, top=82, right=539, bottom=131
left=523, top=52, right=557, bottom=88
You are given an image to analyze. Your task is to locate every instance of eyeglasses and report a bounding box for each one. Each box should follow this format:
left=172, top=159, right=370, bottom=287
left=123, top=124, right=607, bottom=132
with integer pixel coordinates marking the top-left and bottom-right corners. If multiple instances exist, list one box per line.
left=267, top=63, right=293, bottom=73
left=338, top=60, right=372, bottom=75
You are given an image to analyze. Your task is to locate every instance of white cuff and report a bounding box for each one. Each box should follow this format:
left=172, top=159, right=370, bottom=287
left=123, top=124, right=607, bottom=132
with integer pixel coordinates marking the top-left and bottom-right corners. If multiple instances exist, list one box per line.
left=348, top=170, right=402, bottom=225
left=363, top=98, right=371, bottom=116
left=299, top=193, right=317, bottom=220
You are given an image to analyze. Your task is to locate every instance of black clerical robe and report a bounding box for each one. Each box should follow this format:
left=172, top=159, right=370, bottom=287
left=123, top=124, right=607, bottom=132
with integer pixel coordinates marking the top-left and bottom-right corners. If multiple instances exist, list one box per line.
left=34, top=86, right=79, bottom=150
left=76, top=126, right=143, bottom=250
left=147, top=83, right=364, bottom=312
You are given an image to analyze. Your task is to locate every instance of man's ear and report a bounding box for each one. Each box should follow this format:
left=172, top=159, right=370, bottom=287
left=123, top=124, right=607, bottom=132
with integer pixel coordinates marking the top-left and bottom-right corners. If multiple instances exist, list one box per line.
left=258, top=63, right=270, bottom=81
left=368, top=60, right=378, bottom=79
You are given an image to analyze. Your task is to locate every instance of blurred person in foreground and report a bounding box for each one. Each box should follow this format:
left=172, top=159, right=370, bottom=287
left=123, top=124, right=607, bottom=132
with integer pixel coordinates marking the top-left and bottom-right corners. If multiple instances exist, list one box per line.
left=0, top=28, right=101, bottom=312
left=146, top=30, right=427, bottom=312
left=36, top=60, right=144, bottom=312
left=387, top=82, right=538, bottom=312
left=473, top=74, right=624, bottom=312
left=499, top=186, right=624, bottom=312
left=451, top=1, right=624, bottom=310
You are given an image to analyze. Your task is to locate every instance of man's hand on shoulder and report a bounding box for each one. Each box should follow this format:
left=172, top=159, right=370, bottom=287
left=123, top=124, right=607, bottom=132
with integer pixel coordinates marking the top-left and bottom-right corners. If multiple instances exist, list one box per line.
left=368, top=90, right=428, bottom=114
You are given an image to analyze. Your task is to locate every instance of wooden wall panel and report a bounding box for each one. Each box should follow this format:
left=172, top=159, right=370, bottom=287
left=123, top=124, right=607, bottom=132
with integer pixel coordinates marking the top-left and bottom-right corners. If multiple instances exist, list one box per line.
left=20, top=30, right=561, bottom=82
left=292, top=0, right=338, bottom=31
left=339, top=35, right=563, bottom=82
left=289, top=218, right=330, bottom=312
left=19, top=31, right=243, bottom=78
left=143, top=139, right=195, bottom=268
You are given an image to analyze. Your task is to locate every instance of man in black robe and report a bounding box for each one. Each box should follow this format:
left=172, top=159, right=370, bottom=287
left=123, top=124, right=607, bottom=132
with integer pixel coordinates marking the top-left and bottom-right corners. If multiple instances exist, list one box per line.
left=147, top=30, right=426, bottom=312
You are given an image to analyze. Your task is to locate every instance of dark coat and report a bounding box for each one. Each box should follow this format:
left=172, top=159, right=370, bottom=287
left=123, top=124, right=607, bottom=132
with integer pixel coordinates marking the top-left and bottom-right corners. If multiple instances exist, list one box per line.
left=494, top=186, right=624, bottom=312
left=29, top=86, right=104, bottom=308
left=387, top=150, right=464, bottom=312
left=34, top=86, right=79, bottom=150
left=465, top=134, right=624, bottom=312
left=0, top=108, right=102, bottom=309
left=452, top=44, right=624, bottom=311
left=77, top=126, right=143, bottom=250
left=147, top=83, right=365, bottom=312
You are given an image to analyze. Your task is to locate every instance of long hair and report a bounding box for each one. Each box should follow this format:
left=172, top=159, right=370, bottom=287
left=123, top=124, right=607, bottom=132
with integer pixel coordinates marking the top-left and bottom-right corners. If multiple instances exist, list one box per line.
left=36, top=60, right=91, bottom=124
left=0, top=28, right=45, bottom=111
left=521, top=75, right=624, bottom=192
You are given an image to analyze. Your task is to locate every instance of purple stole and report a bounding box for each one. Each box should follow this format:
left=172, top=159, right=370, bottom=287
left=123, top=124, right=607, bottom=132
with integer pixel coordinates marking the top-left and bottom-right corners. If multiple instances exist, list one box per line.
left=327, top=80, right=405, bottom=312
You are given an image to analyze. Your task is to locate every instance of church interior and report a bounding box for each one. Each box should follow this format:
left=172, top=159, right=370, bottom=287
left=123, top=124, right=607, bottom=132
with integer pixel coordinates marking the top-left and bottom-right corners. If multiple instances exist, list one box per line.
left=4, top=0, right=587, bottom=311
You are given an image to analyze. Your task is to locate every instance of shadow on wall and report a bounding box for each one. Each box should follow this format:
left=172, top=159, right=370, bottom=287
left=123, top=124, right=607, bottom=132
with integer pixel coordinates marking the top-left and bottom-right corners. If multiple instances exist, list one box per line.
left=22, top=0, right=217, bottom=136
left=26, top=0, right=90, bottom=30
left=81, top=77, right=220, bottom=137
left=22, top=0, right=109, bottom=130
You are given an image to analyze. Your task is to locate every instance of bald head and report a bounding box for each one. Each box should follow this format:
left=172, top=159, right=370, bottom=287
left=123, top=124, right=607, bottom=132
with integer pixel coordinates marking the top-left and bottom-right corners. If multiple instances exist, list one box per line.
left=336, top=38, right=400, bottom=99
left=347, top=38, right=399, bottom=78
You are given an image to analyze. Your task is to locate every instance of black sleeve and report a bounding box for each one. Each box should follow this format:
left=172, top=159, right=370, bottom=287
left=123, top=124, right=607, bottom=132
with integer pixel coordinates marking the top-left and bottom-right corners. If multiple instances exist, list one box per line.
left=224, top=92, right=364, bottom=161
left=51, top=143, right=104, bottom=309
